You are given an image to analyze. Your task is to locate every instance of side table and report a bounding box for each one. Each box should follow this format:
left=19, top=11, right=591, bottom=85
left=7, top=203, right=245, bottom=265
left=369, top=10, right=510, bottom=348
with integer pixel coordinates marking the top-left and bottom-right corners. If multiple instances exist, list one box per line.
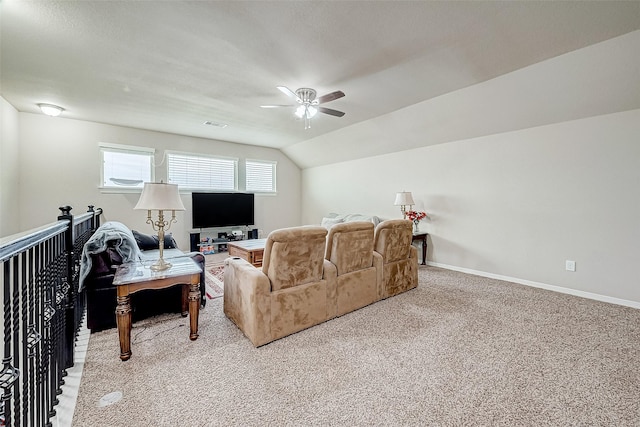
left=412, top=232, right=428, bottom=265
left=112, top=256, right=202, bottom=361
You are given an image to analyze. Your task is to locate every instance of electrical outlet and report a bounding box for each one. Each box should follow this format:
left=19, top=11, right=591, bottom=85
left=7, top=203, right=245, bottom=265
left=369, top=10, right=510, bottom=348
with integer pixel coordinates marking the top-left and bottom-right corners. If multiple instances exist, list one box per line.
left=565, top=260, right=576, bottom=272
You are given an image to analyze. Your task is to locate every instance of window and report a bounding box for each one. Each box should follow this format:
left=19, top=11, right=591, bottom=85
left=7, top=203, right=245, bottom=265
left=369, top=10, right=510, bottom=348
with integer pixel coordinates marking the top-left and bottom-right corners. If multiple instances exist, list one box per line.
left=100, top=143, right=154, bottom=189
left=167, top=152, right=237, bottom=190
left=246, top=159, right=276, bottom=193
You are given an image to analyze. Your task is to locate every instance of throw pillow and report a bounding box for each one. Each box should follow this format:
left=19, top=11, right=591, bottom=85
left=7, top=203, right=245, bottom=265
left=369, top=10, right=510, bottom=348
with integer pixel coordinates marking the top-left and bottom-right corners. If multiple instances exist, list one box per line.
left=160, top=233, right=178, bottom=249
left=90, top=252, right=111, bottom=276
left=106, top=247, right=123, bottom=266
left=132, top=230, right=158, bottom=251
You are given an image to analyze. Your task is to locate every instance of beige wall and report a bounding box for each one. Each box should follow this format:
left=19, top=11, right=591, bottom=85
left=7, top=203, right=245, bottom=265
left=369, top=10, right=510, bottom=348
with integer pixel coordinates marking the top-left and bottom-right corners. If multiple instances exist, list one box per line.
left=300, top=32, right=640, bottom=307
left=4, top=29, right=638, bottom=308
left=15, top=113, right=301, bottom=249
left=302, top=110, right=640, bottom=306
left=0, top=97, right=20, bottom=236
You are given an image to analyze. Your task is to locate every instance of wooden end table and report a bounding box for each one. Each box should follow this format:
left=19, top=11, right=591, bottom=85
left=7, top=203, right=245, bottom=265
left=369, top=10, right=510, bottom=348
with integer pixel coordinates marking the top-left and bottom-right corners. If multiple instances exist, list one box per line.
left=112, top=256, right=202, bottom=361
left=228, top=238, right=267, bottom=267
left=412, top=232, right=428, bottom=265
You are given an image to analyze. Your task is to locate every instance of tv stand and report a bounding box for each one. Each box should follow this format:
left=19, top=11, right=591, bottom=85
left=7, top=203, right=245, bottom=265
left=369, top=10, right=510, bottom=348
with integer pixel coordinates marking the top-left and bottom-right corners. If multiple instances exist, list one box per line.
left=189, top=227, right=257, bottom=253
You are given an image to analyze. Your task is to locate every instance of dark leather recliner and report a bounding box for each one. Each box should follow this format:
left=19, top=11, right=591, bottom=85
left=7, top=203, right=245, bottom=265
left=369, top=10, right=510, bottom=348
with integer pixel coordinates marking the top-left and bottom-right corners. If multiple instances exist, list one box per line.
left=84, top=238, right=206, bottom=332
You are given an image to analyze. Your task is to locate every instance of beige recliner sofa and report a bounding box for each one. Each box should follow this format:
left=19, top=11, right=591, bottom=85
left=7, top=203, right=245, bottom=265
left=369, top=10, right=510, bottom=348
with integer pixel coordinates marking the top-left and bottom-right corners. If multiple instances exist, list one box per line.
left=224, top=220, right=418, bottom=347
left=325, top=221, right=380, bottom=317
left=373, top=219, right=419, bottom=299
left=223, top=226, right=337, bottom=347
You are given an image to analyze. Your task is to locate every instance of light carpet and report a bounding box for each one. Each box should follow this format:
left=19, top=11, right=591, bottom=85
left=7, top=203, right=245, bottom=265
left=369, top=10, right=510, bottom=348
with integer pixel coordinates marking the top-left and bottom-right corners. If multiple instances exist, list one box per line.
left=71, top=267, right=640, bottom=426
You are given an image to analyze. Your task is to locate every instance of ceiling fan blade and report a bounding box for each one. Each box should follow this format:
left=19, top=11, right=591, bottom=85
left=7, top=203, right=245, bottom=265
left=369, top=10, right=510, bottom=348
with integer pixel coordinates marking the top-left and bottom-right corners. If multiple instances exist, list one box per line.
left=277, top=86, right=302, bottom=103
left=317, top=90, right=345, bottom=104
left=260, top=104, right=294, bottom=108
left=319, top=107, right=345, bottom=117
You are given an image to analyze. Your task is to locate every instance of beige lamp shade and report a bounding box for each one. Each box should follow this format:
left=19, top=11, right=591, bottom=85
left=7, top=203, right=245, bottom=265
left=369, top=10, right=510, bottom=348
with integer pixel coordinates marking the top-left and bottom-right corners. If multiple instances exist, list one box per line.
left=134, top=182, right=185, bottom=211
left=394, top=191, right=415, bottom=206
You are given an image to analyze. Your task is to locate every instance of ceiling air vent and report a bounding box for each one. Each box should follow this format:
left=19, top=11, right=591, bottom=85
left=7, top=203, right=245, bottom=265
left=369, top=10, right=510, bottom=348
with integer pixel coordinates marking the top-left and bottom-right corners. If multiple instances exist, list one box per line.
left=203, top=121, right=228, bottom=128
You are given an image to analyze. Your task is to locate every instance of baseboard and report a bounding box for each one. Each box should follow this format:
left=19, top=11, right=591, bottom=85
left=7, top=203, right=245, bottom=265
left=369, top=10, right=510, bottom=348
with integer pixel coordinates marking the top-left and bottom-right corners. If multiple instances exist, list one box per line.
left=426, top=261, right=640, bottom=310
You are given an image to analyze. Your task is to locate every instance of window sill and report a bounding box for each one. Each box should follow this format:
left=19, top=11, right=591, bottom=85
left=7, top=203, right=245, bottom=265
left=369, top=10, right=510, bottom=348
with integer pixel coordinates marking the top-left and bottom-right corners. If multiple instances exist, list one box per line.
left=99, top=186, right=143, bottom=194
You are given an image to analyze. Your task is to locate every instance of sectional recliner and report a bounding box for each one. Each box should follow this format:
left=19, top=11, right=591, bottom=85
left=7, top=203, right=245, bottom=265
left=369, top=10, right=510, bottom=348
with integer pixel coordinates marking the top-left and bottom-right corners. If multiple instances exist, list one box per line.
left=223, top=219, right=419, bottom=346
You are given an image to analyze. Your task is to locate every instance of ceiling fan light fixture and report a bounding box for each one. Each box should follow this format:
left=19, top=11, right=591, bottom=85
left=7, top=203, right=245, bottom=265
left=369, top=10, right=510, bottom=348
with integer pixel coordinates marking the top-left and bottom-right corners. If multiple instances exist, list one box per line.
left=38, top=103, right=64, bottom=117
left=264, top=86, right=345, bottom=129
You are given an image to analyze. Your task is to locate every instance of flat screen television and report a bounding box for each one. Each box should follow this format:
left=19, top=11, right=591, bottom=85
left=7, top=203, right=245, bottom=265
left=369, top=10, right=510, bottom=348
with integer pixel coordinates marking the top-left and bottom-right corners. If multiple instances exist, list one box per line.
left=192, top=192, right=254, bottom=228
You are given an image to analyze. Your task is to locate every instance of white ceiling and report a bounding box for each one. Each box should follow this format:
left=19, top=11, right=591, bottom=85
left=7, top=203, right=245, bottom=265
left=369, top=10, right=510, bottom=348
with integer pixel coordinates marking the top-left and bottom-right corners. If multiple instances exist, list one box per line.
left=2, top=1, right=639, bottom=163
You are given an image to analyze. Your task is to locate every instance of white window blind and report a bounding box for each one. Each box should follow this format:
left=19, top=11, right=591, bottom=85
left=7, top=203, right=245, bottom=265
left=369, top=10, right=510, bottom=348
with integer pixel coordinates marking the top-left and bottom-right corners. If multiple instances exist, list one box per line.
left=167, top=152, right=237, bottom=190
left=246, top=160, right=276, bottom=193
left=100, top=144, right=154, bottom=189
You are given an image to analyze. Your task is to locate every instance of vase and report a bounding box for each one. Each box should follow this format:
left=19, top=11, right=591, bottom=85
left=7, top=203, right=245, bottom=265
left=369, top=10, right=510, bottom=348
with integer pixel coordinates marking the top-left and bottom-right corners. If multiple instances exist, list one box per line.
left=413, top=220, right=419, bottom=233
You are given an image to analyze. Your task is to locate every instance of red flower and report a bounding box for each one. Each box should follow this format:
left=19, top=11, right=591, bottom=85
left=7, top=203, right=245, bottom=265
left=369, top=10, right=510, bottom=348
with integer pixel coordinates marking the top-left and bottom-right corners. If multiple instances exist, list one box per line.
left=406, top=210, right=426, bottom=221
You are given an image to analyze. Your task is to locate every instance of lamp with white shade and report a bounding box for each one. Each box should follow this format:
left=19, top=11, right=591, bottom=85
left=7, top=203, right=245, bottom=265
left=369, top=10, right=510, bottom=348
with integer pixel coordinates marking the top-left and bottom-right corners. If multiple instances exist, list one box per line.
left=394, top=191, right=415, bottom=219
left=134, top=182, right=185, bottom=271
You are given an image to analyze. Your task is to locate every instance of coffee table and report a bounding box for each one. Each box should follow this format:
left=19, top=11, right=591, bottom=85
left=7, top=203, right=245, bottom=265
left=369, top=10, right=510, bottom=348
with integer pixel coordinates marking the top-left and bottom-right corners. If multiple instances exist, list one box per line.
left=112, top=256, right=202, bottom=361
left=228, top=238, right=267, bottom=267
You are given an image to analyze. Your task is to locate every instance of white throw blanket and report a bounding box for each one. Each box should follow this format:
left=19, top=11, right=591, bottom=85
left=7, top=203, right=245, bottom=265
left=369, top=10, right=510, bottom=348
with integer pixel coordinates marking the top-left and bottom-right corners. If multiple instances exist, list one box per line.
left=321, top=213, right=382, bottom=229
left=78, top=221, right=142, bottom=291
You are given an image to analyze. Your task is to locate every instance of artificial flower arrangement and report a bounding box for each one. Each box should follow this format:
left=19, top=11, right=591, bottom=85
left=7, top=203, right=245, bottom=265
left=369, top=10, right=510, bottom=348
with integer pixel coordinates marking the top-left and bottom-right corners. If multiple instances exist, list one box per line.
left=406, top=210, right=427, bottom=222
left=406, top=210, right=427, bottom=232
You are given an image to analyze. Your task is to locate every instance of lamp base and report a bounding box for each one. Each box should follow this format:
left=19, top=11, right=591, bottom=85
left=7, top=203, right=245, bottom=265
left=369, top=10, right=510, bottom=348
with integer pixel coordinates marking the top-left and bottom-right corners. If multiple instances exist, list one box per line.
left=150, top=258, right=172, bottom=271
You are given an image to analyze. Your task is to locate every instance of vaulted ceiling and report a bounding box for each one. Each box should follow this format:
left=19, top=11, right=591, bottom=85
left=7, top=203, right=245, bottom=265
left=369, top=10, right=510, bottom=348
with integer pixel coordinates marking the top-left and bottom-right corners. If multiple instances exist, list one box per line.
left=2, top=1, right=639, bottom=167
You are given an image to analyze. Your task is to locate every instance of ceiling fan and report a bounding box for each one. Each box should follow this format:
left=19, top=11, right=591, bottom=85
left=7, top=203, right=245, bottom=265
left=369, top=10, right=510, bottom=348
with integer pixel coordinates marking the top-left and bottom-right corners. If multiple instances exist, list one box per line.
left=261, top=86, right=346, bottom=129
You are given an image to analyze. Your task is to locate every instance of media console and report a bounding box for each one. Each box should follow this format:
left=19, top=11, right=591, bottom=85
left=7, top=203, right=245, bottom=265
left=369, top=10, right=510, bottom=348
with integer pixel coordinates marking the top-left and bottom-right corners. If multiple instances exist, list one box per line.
left=189, top=228, right=259, bottom=253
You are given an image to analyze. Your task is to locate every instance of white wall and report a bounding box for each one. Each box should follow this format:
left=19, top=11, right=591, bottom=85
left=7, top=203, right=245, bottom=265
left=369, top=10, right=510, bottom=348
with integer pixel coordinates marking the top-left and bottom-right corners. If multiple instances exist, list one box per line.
left=0, top=97, right=20, bottom=237
left=302, top=109, right=640, bottom=305
left=16, top=113, right=301, bottom=249
left=300, top=31, right=640, bottom=306
left=6, top=29, right=639, bottom=307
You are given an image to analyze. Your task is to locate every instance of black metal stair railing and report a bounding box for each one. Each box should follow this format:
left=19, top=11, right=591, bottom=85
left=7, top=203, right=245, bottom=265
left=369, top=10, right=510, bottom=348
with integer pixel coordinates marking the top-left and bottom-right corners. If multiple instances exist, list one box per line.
left=0, top=206, right=102, bottom=427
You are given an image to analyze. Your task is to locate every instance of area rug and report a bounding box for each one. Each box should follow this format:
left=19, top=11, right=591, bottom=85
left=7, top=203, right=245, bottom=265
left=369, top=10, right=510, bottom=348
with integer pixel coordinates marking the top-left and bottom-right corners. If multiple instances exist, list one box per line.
left=204, top=265, right=224, bottom=299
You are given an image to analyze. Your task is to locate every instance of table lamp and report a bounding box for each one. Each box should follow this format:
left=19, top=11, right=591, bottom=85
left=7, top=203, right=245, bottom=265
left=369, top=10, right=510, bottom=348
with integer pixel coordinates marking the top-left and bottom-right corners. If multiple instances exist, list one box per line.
left=394, top=191, right=415, bottom=219
left=134, top=182, right=185, bottom=271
